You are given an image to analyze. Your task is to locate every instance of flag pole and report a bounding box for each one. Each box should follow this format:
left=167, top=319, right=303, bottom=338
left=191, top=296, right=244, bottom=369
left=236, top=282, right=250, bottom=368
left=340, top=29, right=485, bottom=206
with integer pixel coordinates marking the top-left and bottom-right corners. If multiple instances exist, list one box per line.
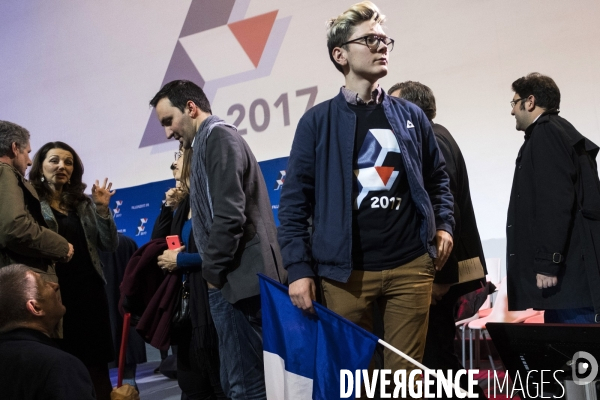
left=377, top=338, right=469, bottom=396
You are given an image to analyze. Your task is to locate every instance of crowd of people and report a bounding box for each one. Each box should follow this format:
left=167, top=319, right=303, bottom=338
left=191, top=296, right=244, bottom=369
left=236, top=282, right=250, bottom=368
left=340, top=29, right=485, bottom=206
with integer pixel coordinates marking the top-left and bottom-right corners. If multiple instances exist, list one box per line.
left=1, top=1, right=599, bottom=399
left=0, top=129, right=119, bottom=399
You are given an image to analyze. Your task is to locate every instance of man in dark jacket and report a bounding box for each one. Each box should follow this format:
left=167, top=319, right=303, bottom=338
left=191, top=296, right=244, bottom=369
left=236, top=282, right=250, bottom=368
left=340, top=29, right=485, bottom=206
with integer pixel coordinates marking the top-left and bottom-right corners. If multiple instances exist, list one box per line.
left=150, top=80, right=287, bottom=399
left=278, top=2, right=455, bottom=377
left=390, top=81, right=487, bottom=398
left=507, top=72, right=600, bottom=323
left=0, top=264, right=95, bottom=399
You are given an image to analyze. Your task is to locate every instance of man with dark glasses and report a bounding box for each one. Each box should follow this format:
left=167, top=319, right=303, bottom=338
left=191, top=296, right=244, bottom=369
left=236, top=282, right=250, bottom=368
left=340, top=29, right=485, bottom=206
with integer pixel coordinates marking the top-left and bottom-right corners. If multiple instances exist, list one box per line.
left=507, top=73, right=600, bottom=324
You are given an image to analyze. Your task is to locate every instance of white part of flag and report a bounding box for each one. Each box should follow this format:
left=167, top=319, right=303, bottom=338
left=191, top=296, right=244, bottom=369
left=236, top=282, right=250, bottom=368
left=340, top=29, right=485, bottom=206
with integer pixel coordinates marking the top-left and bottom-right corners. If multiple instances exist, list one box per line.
left=264, top=351, right=313, bottom=400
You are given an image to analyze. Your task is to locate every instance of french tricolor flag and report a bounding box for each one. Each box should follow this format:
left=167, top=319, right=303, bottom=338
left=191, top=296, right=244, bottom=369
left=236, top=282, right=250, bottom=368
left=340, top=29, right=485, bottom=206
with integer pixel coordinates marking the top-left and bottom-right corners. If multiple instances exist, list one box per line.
left=259, top=275, right=379, bottom=400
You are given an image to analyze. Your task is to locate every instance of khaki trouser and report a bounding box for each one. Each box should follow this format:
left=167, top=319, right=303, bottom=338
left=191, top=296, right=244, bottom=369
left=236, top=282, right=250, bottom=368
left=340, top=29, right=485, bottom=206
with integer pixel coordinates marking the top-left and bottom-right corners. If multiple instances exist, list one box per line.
left=29, top=264, right=63, bottom=338
left=322, top=253, right=434, bottom=397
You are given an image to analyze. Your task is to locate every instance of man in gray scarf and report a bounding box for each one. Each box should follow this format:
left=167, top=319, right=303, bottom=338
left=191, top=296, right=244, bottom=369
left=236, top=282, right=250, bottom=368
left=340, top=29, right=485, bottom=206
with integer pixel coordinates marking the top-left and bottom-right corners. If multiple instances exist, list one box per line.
left=150, top=80, right=286, bottom=400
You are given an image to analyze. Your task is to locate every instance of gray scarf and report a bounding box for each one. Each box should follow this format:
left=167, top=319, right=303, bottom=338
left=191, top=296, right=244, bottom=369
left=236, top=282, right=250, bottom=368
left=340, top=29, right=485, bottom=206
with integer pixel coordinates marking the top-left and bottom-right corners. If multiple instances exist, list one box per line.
left=190, top=115, right=237, bottom=257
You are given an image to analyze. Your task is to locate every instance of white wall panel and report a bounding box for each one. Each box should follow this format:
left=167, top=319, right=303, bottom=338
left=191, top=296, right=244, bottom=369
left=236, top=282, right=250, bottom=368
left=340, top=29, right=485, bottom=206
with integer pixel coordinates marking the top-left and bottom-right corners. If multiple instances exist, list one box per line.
left=1, top=0, right=600, bottom=242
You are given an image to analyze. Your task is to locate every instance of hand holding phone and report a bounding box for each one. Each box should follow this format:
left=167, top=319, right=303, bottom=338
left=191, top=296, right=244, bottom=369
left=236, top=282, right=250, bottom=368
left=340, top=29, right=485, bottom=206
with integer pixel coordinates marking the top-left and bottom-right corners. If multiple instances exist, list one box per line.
left=166, top=235, right=183, bottom=250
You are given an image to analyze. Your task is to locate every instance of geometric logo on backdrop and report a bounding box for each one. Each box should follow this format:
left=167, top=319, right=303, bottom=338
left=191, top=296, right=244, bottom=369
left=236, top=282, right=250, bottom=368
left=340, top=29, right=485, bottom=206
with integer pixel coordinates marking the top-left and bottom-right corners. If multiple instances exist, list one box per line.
left=112, top=200, right=123, bottom=215
left=273, top=170, right=286, bottom=190
left=136, top=218, right=149, bottom=236
left=140, top=0, right=292, bottom=147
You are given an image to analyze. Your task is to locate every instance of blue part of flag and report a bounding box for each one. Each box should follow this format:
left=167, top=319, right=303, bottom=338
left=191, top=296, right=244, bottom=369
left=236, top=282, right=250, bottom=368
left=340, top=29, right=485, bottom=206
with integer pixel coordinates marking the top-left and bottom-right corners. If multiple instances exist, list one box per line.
left=260, top=274, right=379, bottom=400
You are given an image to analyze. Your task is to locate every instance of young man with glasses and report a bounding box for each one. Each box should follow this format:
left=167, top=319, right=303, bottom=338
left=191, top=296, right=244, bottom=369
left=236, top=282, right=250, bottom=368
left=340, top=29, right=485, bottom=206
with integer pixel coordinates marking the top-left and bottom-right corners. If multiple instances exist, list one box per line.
left=507, top=73, right=600, bottom=324
left=278, top=1, right=455, bottom=379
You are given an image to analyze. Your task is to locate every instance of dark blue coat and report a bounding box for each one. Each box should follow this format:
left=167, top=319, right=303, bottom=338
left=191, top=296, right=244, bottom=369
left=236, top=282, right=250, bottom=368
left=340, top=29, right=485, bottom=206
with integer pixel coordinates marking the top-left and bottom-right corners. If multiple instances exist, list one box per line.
left=278, top=90, right=455, bottom=283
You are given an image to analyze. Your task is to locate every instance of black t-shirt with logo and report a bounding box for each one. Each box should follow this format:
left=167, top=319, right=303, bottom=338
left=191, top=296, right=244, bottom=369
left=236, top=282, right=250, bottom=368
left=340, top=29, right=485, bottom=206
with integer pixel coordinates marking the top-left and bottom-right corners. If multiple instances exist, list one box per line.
left=349, top=103, right=424, bottom=270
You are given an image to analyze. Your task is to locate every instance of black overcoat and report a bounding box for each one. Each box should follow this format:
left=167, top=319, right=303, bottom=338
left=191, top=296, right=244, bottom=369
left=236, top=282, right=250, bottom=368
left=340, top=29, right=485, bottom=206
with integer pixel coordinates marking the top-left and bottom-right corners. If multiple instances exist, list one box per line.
left=432, top=123, right=487, bottom=298
left=506, top=110, right=600, bottom=315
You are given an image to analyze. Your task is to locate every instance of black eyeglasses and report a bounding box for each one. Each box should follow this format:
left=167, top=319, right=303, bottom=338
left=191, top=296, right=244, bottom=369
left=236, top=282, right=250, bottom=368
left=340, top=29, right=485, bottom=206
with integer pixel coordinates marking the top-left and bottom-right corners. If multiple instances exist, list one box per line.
left=510, top=98, right=526, bottom=108
left=174, top=151, right=182, bottom=161
left=340, top=34, right=394, bottom=52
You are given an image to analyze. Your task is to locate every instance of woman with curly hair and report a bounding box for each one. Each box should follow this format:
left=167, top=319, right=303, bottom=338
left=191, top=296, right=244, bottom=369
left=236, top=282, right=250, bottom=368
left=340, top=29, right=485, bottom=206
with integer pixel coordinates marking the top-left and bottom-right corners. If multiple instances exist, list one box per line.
left=30, top=141, right=118, bottom=400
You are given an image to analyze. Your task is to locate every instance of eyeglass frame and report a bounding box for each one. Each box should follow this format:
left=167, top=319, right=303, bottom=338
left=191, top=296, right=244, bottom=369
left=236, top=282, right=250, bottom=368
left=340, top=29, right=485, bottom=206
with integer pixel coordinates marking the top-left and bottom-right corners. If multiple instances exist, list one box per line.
left=174, top=151, right=182, bottom=161
left=339, top=34, right=395, bottom=52
left=510, top=97, right=528, bottom=108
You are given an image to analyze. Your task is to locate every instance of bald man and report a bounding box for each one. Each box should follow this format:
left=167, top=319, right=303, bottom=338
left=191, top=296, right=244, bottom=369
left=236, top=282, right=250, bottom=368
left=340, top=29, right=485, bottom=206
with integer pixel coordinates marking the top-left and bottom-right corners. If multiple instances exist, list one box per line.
left=0, top=264, right=95, bottom=400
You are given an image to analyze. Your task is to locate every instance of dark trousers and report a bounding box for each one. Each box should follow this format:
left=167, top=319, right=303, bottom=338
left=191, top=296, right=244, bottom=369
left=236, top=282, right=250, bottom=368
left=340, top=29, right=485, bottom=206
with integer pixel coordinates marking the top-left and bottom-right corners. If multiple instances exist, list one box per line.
left=177, top=328, right=227, bottom=400
left=544, top=307, right=597, bottom=324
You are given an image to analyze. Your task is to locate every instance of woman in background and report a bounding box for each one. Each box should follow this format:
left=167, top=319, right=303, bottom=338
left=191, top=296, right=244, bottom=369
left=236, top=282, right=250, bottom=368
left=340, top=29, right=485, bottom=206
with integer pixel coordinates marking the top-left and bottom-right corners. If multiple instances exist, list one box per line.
left=157, top=147, right=226, bottom=400
left=150, top=151, right=185, bottom=375
left=30, top=141, right=118, bottom=400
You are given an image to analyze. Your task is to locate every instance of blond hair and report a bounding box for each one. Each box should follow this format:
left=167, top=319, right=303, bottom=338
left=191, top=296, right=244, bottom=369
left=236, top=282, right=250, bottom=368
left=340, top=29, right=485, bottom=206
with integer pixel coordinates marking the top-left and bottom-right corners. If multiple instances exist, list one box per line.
left=326, top=1, right=386, bottom=73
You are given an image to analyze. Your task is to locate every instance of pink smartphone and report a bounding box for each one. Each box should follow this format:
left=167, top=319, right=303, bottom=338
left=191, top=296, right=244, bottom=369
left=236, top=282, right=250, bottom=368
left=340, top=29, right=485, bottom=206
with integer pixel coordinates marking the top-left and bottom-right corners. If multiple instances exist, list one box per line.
left=166, top=235, right=182, bottom=250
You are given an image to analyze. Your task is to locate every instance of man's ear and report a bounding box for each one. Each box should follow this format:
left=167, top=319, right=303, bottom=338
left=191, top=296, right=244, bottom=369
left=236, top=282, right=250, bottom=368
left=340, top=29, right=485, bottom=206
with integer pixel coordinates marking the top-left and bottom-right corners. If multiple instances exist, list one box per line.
left=10, top=142, right=19, bottom=158
left=186, top=101, right=199, bottom=118
left=332, top=47, right=348, bottom=70
left=26, top=300, right=44, bottom=317
left=526, top=95, right=537, bottom=112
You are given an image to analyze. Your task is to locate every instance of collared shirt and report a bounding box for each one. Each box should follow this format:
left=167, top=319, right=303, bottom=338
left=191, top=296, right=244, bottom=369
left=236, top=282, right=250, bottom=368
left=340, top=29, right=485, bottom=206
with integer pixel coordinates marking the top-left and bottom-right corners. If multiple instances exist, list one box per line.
left=341, top=85, right=384, bottom=106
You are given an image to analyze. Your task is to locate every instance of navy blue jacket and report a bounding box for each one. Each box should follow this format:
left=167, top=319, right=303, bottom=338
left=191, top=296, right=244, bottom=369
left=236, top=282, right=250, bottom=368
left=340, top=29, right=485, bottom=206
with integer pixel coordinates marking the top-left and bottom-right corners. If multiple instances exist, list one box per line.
left=278, top=90, right=455, bottom=284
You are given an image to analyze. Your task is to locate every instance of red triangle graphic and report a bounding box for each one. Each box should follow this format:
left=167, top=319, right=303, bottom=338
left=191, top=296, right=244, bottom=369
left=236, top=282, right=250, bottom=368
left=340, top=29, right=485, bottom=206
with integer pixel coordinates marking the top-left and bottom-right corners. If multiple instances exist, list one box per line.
left=228, top=10, right=278, bottom=68
left=375, top=166, right=394, bottom=186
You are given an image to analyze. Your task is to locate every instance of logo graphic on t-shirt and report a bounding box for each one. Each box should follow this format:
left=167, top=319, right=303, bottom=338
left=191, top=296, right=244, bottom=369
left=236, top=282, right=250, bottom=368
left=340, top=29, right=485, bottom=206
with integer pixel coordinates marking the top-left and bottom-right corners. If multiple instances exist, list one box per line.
left=354, top=129, right=400, bottom=208
left=406, top=120, right=414, bottom=129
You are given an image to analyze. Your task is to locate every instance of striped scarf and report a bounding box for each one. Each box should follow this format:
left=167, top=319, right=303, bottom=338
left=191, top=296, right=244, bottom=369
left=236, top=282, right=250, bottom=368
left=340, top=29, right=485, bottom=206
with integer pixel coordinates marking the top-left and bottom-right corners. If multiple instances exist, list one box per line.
left=190, top=115, right=237, bottom=257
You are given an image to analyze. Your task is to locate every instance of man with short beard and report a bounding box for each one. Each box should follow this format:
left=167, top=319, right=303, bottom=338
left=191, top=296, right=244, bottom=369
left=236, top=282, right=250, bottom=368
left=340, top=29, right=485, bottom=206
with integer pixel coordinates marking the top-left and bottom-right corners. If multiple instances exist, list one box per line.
left=507, top=73, right=600, bottom=323
left=150, top=80, right=286, bottom=399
